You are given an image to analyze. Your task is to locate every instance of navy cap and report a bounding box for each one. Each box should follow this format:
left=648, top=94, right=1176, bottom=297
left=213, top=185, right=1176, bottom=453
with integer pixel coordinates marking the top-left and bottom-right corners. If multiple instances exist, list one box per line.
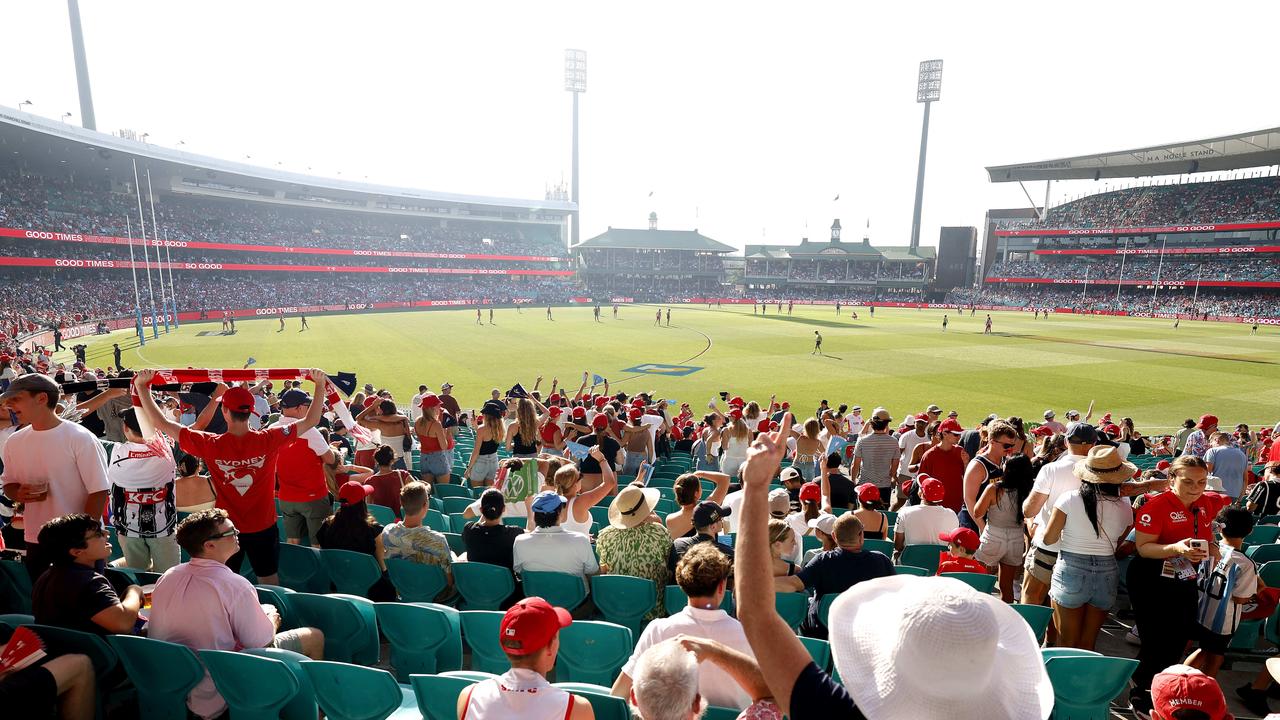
left=279, top=389, right=313, bottom=409
left=693, top=501, right=730, bottom=528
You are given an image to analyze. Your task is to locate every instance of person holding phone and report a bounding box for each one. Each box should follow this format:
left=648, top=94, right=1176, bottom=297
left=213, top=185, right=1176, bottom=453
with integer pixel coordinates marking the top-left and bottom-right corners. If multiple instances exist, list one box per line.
left=1126, top=455, right=1229, bottom=716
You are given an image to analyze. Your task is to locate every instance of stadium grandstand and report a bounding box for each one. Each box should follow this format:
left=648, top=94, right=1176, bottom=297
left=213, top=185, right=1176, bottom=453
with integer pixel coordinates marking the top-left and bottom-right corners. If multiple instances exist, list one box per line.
left=573, top=212, right=734, bottom=299
left=0, top=105, right=578, bottom=336
left=960, top=127, right=1280, bottom=321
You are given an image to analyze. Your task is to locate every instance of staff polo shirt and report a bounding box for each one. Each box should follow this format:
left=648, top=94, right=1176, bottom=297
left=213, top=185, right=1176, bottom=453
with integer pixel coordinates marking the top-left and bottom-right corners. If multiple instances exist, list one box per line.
left=1134, top=491, right=1228, bottom=544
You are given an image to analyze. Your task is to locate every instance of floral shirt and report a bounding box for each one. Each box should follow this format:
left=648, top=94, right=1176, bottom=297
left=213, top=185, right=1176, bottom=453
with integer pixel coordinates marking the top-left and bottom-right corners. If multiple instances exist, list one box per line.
left=596, top=522, right=672, bottom=619
left=381, top=523, right=452, bottom=569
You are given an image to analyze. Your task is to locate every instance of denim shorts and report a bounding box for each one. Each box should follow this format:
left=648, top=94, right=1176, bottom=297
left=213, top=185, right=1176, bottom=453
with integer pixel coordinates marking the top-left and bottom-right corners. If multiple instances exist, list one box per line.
left=1050, top=550, right=1119, bottom=610
left=419, top=450, right=451, bottom=478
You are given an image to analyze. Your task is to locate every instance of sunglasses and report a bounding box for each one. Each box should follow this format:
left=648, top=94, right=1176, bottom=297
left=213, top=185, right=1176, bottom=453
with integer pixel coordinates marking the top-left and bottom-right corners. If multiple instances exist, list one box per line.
left=205, top=528, right=240, bottom=543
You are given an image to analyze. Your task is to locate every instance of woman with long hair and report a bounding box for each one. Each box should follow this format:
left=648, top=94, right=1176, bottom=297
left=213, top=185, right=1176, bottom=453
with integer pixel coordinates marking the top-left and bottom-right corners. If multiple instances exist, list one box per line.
left=579, top=414, right=623, bottom=493
left=1120, top=417, right=1148, bottom=455
left=972, top=453, right=1035, bottom=602
left=317, top=481, right=397, bottom=601
left=793, top=419, right=825, bottom=482
left=743, top=400, right=763, bottom=431
left=553, top=446, right=616, bottom=537
left=693, top=412, right=724, bottom=472
left=768, top=518, right=800, bottom=577
left=366, top=445, right=413, bottom=516
left=1041, top=446, right=1135, bottom=650
left=463, top=402, right=504, bottom=487
left=539, top=406, right=567, bottom=454
left=414, top=394, right=453, bottom=485
left=504, top=398, right=541, bottom=459
left=175, top=454, right=217, bottom=513
left=665, top=470, right=730, bottom=538
left=719, top=408, right=752, bottom=477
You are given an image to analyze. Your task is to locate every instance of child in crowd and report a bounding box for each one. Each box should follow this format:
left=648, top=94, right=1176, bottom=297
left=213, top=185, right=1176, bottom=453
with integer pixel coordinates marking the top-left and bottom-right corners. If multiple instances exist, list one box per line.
left=936, top=527, right=988, bottom=575
left=1185, top=507, right=1260, bottom=678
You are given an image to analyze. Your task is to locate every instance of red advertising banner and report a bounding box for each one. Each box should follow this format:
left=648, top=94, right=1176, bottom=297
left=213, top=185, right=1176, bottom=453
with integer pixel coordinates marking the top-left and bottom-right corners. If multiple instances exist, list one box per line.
left=1034, top=245, right=1280, bottom=256
left=0, top=256, right=574, bottom=276
left=995, top=220, right=1280, bottom=238
left=0, top=227, right=567, bottom=263
left=984, top=277, right=1280, bottom=289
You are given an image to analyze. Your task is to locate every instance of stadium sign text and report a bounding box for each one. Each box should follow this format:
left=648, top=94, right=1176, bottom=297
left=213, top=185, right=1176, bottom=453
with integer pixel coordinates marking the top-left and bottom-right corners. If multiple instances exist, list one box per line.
left=996, top=220, right=1280, bottom=238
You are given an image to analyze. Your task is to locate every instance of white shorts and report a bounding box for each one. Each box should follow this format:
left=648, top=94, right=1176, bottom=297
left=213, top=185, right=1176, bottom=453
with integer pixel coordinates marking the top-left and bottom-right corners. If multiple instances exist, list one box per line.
left=975, top=525, right=1025, bottom=567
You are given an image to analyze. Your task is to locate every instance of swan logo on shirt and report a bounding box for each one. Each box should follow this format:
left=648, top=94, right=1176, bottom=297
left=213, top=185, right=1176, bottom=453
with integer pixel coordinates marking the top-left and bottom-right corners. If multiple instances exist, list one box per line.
left=214, top=455, right=269, bottom=496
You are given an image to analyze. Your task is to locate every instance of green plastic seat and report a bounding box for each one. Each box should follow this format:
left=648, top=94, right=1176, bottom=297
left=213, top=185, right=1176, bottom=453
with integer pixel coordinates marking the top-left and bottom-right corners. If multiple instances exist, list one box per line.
left=1246, top=525, right=1280, bottom=545
left=1040, top=647, right=1100, bottom=661
left=553, top=682, right=631, bottom=720
left=386, top=558, right=449, bottom=603
left=898, top=544, right=946, bottom=574
left=460, top=610, right=512, bottom=674
left=368, top=503, right=398, bottom=526
left=319, top=548, right=383, bottom=598
left=862, top=538, right=894, bottom=556
left=255, top=584, right=300, bottom=630
left=1260, top=560, right=1280, bottom=587
left=941, top=571, right=997, bottom=594
left=374, top=602, right=463, bottom=681
left=1246, top=543, right=1280, bottom=564
left=201, top=649, right=313, bottom=720
left=105, top=526, right=125, bottom=562
left=521, top=570, right=587, bottom=611
left=0, top=613, right=35, bottom=635
left=775, top=591, right=809, bottom=631
left=28, top=624, right=117, bottom=677
left=895, top=565, right=930, bottom=577
left=288, top=592, right=380, bottom=665
left=449, top=514, right=470, bottom=534
left=441, top=670, right=499, bottom=682
left=704, top=706, right=740, bottom=720
left=664, top=585, right=734, bottom=616
left=588, top=505, right=612, bottom=527
left=278, top=543, right=330, bottom=593
left=410, top=673, right=480, bottom=720
left=799, top=635, right=832, bottom=671
left=802, top=535, right=824, bottom=554
left=554, top=620, right=633, bottom=686
left=0, top=559, right=33, bottom=614
left=442, top=497, right=473, bottom=515
left=300, top=661, right=419, bottom=720
left=107, top=635, right=203, bottom=720
left=444, top=532, right=466, bottom=556
left=1043, top=655, right=1138, bottom=719
left=426, top=510, right=450, bottom=533
left=501, top=516, right=526, bottom=528
left=432, top=484, right=475, bottom=500
left=1010, top=604, right=1054, bottom=644
left=591, top=575, right=656, bottom=637
left=454, top=563, right=516, bottom=610
left=817, top=593, right=838, bottom=628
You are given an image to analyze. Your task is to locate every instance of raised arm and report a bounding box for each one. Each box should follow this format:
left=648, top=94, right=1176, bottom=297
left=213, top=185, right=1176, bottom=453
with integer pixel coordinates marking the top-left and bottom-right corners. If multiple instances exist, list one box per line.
left=75, top=387, right=127, bottom=416
left=191, top=384, right=227, bottom=431
left=131, top=371, right=185, bottom=439
left=293, top=370, right=327, bottom=435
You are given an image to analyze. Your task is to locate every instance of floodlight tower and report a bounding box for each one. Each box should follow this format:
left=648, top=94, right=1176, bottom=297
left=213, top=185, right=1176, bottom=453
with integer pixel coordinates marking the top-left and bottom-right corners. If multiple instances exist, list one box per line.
left=564, top=49, right=587, bottom=247
left=66, top=0, right=97, bottom=130
left=909, top=59, right=943, bottom=251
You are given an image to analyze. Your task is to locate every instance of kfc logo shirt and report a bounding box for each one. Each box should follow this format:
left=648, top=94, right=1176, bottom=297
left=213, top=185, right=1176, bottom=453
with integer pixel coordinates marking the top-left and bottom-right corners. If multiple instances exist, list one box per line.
left=107, top=435, right=177, bottom=538
left=179, top=425, right=295, bottom=533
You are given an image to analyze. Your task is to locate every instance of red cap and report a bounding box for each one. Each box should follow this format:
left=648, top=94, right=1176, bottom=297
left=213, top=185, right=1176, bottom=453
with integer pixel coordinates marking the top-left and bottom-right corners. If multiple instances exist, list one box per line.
left=571, top=406, right=587, bottom=420
left=856, top=483, right=880, bottom=504
left=1101, top=413, right=1113, bottom=422
left=757, top=419, right=773, bottom=432
left=1156, top=460, right=1171, bottom=471
left=1102, top=423, right=1121, bottom=436
left=799, top=481, right=821, bottom=502
left=729, top=408, right=743, bottom=421
left=898, top=423, right=913, bottom=434
left=591, top=414, right=609, bottom=430
left=420, top=393, right=442, bottom=410
left=920, top=476, right=946, bottom=503
left=631, top=398, right=644, bottom=409
left=547, top=406, right=563, bottom=418
left=729, top=396, right=744, bottom=407
left=594, top=396, right=608, bottom=408
left=548, top=393, right=561, bottom=404
left=1031, top=425, right=1053, bottom=437
left=937, top=418, right=964, bottom=435
left=628, top=408, right=643, bottom=420
left=222, top=387, right=255, bottom=414
left=914, top=413, right=930, bottom=423
left=939, top=527, right=980, bottom=552
left=1151, top=665, right=1232, bottom=720
left=780, top=401, right=790, bottom=409
left=338, top=480, right=374, bottom=505
left=1198, top=414, right=1219, bottom=429
left=498, top=597, right=572, bottom=656
left=362, top=397, right=376, bottom=408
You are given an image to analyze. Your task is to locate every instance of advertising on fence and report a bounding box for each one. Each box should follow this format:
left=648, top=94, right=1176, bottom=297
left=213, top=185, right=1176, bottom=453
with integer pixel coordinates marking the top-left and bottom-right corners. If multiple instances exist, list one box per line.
left=995, top=220, right=1280, bottom=238
left=1034, top=245, right=1280, bottom=256
left=0, top=256, right=574, bottom=276
left=983, top=276, right=1280, bottom=289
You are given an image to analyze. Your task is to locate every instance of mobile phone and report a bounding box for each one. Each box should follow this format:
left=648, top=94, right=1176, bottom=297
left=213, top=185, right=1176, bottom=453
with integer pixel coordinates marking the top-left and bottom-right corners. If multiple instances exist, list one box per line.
left=1189, top=539, right=1209, bottom=553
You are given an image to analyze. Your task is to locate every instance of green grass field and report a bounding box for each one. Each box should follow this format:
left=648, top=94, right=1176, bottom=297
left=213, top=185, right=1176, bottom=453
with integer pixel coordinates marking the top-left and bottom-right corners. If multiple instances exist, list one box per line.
left=76, top=304, right=1280, bottom=432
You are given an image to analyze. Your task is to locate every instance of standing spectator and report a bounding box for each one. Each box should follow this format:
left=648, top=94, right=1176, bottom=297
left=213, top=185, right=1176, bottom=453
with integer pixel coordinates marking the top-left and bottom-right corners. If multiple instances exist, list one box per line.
left=612, top=543, right=753, bottom=710
left=409, top=385, right=428, bottom=422
left=848, top=408, right=899, bottom=505
left=916, top=417, right=968, bottom=512
left=1183, top=414, right=1218, bottom=459
left=895, top=414, right=930, bottom=508
left=893, top=476, right=958, bottom=554
left=959, top=419, right=1019, bottom=532
left=356, top=400, right=412, bottom=471
left=1174, top=419, right=1196, bottom=456
left=31, top=513, right=143, bottom=635
left=365, top=445, right=412, bottom=516
left=317, top=480, right=397, bottom=601
left=972, top=453, right=1034, bottom=602
left=1204, top=431, right=1248, bottom=499
left=596, top=486, right=671, bottom=620
left=1040, top=447, right=1135, bottom=651
left=1020, top=423, right=1097, bottom=608
left=1186, top=507, right=1259, bottom=678
left=512, top=491, right=599, bottom=603
left=381, top=481, right=453, bottom=602
left=274, top=387, right=337, bottom=546
left=0, top=374, right=109, bottom=580
left=455, top=597, right=593, bottom=720
left=464, top=402, right=504, bottom=487
left=414, top=394, right=453, bottom=486
left=1041, top=410, right=1066, bottom=436
left=133, top=369, right=328, bottom=586
left=106, top=407, right=179, bottom=572
left=148, top=509, right=324, bottom=720
left=1245, top=463, right=1280, bottom=517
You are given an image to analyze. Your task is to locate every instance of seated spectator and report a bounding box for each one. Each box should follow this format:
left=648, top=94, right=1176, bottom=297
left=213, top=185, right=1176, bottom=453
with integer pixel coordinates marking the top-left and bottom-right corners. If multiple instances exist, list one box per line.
left=462, top=488, right=528, bottom=569
left=628, top=637, right=781, bottom=720
left=512, top=491, right=599, bottom=610
left=668, top=501, right=735, bottom=574
left=893, top=476, right=958, bottom=557
left=774, top=514, right=894, bottom=639
left=316, top=480, right=397, bottom=601
left=456, top=597, right=593, bottom=720
left=148, top=509, right=324, bottom=720
left=820, top=454, right=855, bottom=511
left=365, top=445, right=412, bottom=516
left=596, top=486, right=671, bottom=620
left=851, top=483, right=888, bottom=539
left=31, top=514, right=143, bottom=635
left=0, top=649, right=96, bottom=720
left=936, top=527, right=988, bottom=575
left=1204, top=431, right=1248, bottom=499
left=381, top=481, right=454, bottom=601
left=801, top=513, right=838, bottom=565
left=767, top=519, right=800, bottom=577
left=1246, top=463, right=1280, bottom=517
left=612, top=543, right=754, bottom=710
left=665, top=471, right=729, bottom=539
left=1151, top=664, right=1232, bottom=720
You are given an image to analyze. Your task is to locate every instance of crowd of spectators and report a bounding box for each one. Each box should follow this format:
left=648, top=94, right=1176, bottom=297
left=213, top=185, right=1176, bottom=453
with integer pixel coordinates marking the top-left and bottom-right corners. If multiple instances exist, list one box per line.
left=744, top=259, right=923, bottom=282
left=989, top=256, right=1280, bottom=283
left=948, top=286, right=1280, bottom=318
left=579, top=249, right=726, bottom=273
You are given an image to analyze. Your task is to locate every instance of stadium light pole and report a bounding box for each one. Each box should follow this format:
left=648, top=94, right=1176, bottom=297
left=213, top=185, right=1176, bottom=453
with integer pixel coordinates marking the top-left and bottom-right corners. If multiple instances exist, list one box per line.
left=564, top=49, right=587, bottom=249
left=909, top=59, right=943, bottom=252
left=66, top=0, right=97, bottom=130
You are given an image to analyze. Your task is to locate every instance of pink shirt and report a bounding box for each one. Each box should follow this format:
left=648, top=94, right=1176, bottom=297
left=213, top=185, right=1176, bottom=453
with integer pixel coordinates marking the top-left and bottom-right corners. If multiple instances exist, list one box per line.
left=147, top=558, right=275, bottom=719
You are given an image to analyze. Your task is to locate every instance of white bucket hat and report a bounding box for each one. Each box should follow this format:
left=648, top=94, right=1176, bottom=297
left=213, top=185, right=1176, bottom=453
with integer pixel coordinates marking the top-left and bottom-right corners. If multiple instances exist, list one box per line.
left=828, top=575, right=1053, bottom=720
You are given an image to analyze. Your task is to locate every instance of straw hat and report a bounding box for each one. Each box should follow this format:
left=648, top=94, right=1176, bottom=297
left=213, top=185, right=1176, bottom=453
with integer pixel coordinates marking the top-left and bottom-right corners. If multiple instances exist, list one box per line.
left=1072, top=445, right=1137, bottom=484
left=607, top=486, right=661, bottom=529
left=828, top=575, right=1053, bottom=720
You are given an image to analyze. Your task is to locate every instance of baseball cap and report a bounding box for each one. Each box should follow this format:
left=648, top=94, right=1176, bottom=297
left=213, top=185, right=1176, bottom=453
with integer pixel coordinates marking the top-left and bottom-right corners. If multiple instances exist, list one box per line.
left=499, top=597, right=573, bottom=656
left=856, top=483, right=881, bottom=504
left=808, top=513, right=837, bottom=536
left=870, top=407, right=891, bottom=422
left=1156, top=460, right=1171, bottom=471
left=547, top=406, right=563, bottom=418
left=279, top=389, right=313, bottom=409
left=440, top=382, right=453, bottom=390
left=1043, top=409, right=1055, bottom=419
left=926, top=404, right=941, bottom=414
left=728, top=396, right=744, bottom=407
left=628, top=408, right=643, bottom=421
left=548, top=393, right=560, bottom=404
left=1030, top=425, right=1053, bottom=437
left=920, top=476, right=946, bottom=503
left=851, top=405, right=862, bottom=412
left=781, top=401, right=790, bottom=409
left=1065, top=409, right=1081, bottom=419
left=531, top=491, right=567, bottom=514
left=768, top=488, right=791, bottom=517
left=571, top=406, right=587, bottom=420
left=937, top=418, right=964, bottom=435
left=338, top=480, right=374, bottom=505
left=630, top=398, right=644, bottom=409
left=947, top=410, right=958, bottom=418
left=593, top=396, right=608, bottom=408
left=692, top=501, right=730, bottom=528
left=939, top=527, right=980, bottom=552
left=1198, top=414, right=1219, bottom=429
left=0, top=373, right=61, bottom=404
left=780, top=466, right=803, bottom=484
left=420, top=393, right=442, bottom=409
left=897, top=423, right=913, bottom=434
left=591, top=414, right=609, bottom=430
left=729, top=408, right=743, bottom=421
left=221, top=386, right=256, bottom=413
left=1066, top=423, right=1098, bottom=445
left=757, top=419, right=774, bottom=432
left=799, top=481, right=821, bottom=502
left=1151, top=665, right=1232, bottom=720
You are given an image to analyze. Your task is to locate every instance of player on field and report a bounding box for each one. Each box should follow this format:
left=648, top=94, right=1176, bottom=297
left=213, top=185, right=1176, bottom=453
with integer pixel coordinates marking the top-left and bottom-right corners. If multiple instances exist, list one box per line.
left=666, top=308, right=671, bottom=326
left=300, top=314, right=309, bottom=331
left=278, top=311, right=285, bottom=332
left=654, top=309, right=661, bottom=326
left=983, top=314, right=992, bottom=335
left=812, top=330, right=823, bottom=355
left=476, top=308, right=483, bottom=325
left=942, top=314, right=948, bottom=332
left=613, top=303, right=619, bottom=319
left=489, top=307, right=494, bottom=324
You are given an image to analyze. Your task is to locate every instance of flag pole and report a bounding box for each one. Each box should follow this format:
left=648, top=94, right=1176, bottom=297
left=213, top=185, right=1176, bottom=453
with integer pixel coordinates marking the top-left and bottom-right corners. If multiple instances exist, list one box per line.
left=145, top=168, right=171, bottom=332
left=125, top=217, right=145, bottom=346
left=132, top=159, right=160, bottom=339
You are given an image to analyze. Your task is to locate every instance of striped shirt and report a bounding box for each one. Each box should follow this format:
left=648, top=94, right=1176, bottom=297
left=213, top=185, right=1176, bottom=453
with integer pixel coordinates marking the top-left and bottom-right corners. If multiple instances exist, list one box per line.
left=1197, top=544, right=1258, bottom=636
left=852, top=433, right=899, bottom=489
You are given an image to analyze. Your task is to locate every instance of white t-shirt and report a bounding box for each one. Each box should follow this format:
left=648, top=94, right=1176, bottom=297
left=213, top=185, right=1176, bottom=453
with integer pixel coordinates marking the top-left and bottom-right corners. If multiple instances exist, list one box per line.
left=722, top=489, right=745, bottom=533
left=898, top=432, right=930, bottom=479
left=408, top=393, right=424, bottom=422
left=1053, top=490, right=1134, bottom=556
left=847, top=415, right=863, bottom=435
left=894, top=504, right=959, bottom=546
left=1029, top=453, right=1086, bottom=551
left=621, top=605, right=753, bottom=710
left=0, top=420, right=110, bottom=542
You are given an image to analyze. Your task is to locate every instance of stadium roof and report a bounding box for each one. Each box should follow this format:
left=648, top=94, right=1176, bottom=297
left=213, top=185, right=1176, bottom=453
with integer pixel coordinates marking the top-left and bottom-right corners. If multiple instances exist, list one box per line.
left=877, top=246, right=936, bottom=261
left=575, top=227, right=736, bottom=253
left=986, top=127, right=1280, bottom=183
left=787, top=237, right=883, bottom=258
left=0, top=105, right=575, bottom=214
left=743, top=240, right=936, bottom=261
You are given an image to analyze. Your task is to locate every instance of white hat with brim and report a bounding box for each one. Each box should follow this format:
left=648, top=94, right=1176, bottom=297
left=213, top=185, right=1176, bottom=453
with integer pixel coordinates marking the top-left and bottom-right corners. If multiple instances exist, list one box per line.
left=829, top=575, right=1053, bottom=720
left=607, top=486, right=661, bottom=529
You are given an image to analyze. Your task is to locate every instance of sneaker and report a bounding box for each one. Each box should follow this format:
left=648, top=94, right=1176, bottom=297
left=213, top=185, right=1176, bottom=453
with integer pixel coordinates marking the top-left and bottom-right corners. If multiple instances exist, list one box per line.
left=1129, top=689, right=1153, bottom=720
left=1124, top=626, right=1141, bottom=646
left=1237, top=684, right=1272, bottom=717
